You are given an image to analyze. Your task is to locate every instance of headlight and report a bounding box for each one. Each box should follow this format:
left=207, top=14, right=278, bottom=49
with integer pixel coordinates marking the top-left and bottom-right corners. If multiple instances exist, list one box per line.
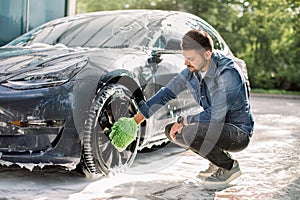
left=2, top=57, right=88, bottom=89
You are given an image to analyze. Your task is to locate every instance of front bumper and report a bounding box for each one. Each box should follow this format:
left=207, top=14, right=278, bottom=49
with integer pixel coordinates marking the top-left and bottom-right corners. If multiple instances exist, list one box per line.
left=0, top=82, right=82, bottom=168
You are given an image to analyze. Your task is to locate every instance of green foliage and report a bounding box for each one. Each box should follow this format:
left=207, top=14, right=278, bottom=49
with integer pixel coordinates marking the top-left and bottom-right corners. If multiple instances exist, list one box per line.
left=237, top=0, right=297, bottom=90
left=251, top=88, right=300, bottom=96
left=76, top=0, right=300, bottom=91
left=109, top=117, right=137, bottom=152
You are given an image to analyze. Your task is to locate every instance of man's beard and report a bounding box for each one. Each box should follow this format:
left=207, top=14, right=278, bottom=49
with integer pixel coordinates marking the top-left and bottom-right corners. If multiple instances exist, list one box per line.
left=196, top=60, right=207, bottom=72
left=187, top=61, right=206, bottom=72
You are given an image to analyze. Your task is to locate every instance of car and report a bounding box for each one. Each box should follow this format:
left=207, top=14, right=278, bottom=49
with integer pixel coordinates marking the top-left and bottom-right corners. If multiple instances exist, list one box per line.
left=0, top=9, right=249, bottom=175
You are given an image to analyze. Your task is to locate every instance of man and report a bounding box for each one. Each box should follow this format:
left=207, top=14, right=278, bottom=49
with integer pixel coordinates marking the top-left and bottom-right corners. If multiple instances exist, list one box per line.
left=118, top=30, right=254, bottom=186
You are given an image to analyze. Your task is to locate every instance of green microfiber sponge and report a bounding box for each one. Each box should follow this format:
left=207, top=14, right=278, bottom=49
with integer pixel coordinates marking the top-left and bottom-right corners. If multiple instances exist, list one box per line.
left=109, top=117, right=137, bottom=152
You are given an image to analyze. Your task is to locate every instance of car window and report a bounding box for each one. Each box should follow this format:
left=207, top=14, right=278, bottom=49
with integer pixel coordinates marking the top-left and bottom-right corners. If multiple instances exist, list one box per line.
left=161, top=13, right=226, bottom=52
left=8, top=17, right=92, bottom=47
left=187, top=17, right=225, bottom=51
left=153, top=35, right=167, bottom=49
left=8, top=14, right=153, bottom=48
left=7, top=11, right=227, bottom=52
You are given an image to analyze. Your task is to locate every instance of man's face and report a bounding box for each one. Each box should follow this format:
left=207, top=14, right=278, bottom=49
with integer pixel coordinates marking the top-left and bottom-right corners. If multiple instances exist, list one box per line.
left=182, top=49, right=210, bottom=73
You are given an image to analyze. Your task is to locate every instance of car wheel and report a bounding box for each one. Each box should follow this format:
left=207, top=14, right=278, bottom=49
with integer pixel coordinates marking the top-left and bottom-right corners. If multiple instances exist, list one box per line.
left=81, top=84, right=141, bottom=175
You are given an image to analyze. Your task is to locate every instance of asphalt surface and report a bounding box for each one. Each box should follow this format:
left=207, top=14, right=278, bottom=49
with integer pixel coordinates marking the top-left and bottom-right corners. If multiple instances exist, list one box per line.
left=0, top=94, right=299, bottom=200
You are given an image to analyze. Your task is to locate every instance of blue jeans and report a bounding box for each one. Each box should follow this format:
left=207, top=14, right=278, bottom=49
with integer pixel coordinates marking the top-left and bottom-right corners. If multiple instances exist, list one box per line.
left=165, top=122, right=250, bottom=170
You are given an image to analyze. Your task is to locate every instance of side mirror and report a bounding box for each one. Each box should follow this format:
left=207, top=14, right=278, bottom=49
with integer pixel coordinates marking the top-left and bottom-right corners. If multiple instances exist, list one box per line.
left=147, top=55, right=162, bottom=64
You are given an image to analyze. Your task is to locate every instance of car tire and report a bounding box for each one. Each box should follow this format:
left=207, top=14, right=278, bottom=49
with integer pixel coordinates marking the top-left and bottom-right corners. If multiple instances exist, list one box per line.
left=81, top=84, right=141, bottom=176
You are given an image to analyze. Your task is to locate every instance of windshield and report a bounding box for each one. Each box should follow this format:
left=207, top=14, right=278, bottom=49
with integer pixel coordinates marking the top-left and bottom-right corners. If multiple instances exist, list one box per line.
left=7, top=11, right=227, bottom=52
left=8, top=13, right=159, bottom=48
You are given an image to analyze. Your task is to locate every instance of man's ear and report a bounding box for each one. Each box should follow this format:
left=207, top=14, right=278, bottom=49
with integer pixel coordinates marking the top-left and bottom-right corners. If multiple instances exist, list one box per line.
left=204, top=50, right=212, bottom=60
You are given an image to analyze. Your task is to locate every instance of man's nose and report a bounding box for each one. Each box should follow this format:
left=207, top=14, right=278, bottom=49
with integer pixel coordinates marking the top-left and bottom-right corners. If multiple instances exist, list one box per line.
left=184, top=60, right=190, bottom=66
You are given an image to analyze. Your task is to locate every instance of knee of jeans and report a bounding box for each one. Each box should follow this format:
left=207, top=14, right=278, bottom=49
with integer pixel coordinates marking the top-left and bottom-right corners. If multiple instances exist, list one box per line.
left=182, top=126, right=198, bottom=147
left=228, top=136, right=250, bottom=152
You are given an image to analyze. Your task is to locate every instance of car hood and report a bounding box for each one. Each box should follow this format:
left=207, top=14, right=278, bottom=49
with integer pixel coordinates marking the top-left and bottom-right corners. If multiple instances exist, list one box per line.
left=0, top=46, right=81, bottom=82
left=0, top=45, right=148, bottom=83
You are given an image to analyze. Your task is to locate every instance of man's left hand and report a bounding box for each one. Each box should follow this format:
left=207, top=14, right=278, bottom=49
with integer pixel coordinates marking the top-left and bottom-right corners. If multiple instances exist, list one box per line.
left=169, top=122, right=183, bottom=140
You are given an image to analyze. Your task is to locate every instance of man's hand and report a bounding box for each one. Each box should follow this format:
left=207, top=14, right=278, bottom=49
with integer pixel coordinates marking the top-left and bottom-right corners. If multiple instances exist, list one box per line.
left=169, top=122, right=183, bottom=140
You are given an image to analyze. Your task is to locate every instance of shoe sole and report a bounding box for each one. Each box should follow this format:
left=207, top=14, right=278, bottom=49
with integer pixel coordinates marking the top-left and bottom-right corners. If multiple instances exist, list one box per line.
left=201, top=170, right=242, bottom=189
left=196, top=173, right=214, bottom=179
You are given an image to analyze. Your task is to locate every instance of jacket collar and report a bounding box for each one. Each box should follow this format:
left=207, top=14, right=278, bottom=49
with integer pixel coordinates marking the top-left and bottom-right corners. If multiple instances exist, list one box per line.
left=204, top=57, right=218, bottom=78
left=204, top=51, right=233, bottom=79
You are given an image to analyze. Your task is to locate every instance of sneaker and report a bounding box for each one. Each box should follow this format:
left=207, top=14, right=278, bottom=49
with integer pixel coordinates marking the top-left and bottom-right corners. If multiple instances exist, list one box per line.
left=202, top=160, right=242, bottom=187
left=197, top=162, right=219, bottom=178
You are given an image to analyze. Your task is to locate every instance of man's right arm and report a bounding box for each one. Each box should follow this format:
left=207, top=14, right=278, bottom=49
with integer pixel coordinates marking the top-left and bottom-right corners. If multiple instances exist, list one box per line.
left=137, top=69, right=189, bottom=119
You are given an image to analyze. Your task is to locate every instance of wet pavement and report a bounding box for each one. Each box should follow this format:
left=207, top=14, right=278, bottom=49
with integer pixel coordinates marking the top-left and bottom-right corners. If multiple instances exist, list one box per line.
left=0, top=94, right=299, bottom=200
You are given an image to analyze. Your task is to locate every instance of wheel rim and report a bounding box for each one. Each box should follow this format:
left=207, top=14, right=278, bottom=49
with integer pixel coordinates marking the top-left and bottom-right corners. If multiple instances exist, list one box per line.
left=83, top=84, right=140, bottom=175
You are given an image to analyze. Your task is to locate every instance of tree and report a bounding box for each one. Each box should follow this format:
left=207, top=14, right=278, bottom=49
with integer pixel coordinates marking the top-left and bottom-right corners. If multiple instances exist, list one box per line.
left=237, top=0, right=300, bottom=90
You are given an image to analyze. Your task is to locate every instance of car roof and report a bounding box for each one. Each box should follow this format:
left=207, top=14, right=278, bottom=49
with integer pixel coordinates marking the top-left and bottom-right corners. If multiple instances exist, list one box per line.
left=42, top=9, right=193, bottom=27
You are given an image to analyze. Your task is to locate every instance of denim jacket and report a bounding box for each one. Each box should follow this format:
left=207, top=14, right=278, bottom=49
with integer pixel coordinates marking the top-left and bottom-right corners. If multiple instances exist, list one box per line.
left=139, top=51, right=254, bottom=135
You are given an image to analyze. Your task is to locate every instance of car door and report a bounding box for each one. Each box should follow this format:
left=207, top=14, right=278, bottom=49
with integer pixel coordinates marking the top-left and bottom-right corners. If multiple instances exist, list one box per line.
left=140, top=34, right=200, bottom=145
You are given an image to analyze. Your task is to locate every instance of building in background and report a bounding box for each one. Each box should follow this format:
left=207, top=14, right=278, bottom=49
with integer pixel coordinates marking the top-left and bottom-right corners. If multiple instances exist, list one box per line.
left=0, top=0, right=76, bottom=46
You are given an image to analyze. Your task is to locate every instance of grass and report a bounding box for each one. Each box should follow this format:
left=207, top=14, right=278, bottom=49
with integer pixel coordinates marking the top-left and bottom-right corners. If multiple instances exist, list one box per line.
left=251, top=88, right=300, bottom=96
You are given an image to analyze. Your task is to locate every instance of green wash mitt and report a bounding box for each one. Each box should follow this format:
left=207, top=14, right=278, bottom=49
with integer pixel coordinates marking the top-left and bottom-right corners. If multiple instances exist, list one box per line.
left=109, top=117, right=137, bottom=152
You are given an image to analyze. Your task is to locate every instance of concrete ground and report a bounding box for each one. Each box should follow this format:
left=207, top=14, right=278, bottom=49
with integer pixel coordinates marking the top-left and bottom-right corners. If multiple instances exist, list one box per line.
left=0, top=94, right=299, bottom=200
